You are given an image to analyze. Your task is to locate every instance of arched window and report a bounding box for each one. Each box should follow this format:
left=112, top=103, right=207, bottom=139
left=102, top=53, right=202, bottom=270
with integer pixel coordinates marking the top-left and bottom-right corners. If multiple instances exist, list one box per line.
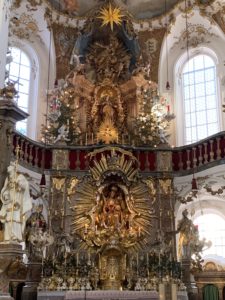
left=193, top=213, right=225, bottom=257
left=182, top=54, right=220, bottom=144
left=6, top=47, right=32, bottom=135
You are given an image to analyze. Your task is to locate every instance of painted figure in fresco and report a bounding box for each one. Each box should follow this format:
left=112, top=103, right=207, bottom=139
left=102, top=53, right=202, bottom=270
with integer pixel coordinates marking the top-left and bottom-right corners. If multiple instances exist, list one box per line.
left=0, top=161, right=32, bottom=243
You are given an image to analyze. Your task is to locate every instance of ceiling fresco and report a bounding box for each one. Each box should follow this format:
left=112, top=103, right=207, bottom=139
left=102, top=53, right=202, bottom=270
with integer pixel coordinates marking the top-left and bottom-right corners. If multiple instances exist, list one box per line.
left=47, top=0, right=181, bottom=19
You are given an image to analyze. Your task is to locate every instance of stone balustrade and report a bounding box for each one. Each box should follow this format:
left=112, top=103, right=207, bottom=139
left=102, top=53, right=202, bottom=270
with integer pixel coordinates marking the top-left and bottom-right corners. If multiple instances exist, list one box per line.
left=12, top=131, right=225, bottom=175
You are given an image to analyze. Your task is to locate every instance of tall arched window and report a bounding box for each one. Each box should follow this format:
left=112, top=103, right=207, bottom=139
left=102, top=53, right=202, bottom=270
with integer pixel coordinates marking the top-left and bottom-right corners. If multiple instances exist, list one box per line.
left=6, top=47, right=32, bottom=135
left=182, top=54, right=220, bottom=144
left=194, top=213, right=225, bottom=257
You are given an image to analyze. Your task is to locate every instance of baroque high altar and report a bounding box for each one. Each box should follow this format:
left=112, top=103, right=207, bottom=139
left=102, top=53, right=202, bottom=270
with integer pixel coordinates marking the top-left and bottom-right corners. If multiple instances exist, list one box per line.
left=0, top=1, right=209, bottom=300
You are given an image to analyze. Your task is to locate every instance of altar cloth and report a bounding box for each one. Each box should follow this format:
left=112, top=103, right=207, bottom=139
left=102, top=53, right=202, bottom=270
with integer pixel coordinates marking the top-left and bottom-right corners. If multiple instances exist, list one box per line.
left=38, top=290, right=188, bottom=300
left=66, top=290, right=158, bottom=299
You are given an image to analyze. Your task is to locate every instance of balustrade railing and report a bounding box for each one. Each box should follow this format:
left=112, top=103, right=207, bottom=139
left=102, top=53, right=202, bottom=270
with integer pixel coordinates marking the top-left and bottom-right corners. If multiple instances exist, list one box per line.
left=12, top=131, right=225, bottom=175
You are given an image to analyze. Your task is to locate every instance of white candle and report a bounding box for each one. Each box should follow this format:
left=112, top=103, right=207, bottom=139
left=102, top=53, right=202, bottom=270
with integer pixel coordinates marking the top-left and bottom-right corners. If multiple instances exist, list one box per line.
left=171, top=283, right=177, bottom=300
left=159, top=283, right=165, bottom=300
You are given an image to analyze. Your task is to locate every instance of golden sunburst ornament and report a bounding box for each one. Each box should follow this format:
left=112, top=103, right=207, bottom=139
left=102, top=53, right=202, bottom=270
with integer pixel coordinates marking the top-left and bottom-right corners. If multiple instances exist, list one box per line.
left=97, top=3, right=124, bottom=31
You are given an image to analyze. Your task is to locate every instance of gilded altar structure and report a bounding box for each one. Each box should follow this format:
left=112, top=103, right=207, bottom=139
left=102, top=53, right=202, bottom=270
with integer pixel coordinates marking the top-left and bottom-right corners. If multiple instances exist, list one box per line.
left=0, top=1, right=217, bottom=299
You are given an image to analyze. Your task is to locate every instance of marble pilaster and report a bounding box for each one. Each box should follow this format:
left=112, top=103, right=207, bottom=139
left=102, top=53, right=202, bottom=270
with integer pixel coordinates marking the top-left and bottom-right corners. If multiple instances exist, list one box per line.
left=0, top=99, right=28, bottom=189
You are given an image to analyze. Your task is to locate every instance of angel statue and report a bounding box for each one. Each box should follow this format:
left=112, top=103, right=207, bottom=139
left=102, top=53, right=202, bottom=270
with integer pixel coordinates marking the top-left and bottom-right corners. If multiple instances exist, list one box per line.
left=0, top=161, right=32, bottom=243
left=54, top=124, right=70, bottom=144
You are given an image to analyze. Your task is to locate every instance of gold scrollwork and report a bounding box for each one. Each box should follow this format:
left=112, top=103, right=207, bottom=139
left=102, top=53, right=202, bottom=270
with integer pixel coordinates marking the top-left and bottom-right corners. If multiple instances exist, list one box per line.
left=52, top=177, right=66, bottom=191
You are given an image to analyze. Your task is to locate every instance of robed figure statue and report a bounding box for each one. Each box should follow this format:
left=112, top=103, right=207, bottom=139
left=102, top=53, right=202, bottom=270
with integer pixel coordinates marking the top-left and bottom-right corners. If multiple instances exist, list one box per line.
left=0, top=161, right=32, bottom=243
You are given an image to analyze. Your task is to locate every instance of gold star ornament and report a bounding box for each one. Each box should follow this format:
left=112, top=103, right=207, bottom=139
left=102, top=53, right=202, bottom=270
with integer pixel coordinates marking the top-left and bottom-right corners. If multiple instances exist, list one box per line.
left=97, top=3, right=124, bottom=31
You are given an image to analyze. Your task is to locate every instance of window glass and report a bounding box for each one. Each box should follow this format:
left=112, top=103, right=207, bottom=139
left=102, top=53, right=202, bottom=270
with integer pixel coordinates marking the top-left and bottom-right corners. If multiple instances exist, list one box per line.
left=182, top=55, right=219, bottom=144
left=6, top=47, right=31, bottom=135
left=194, top=214, right=225, bottom=257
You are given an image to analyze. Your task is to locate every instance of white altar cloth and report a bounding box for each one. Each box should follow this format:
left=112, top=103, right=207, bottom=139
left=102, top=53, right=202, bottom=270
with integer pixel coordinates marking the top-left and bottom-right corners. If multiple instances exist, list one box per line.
left=66, top=290, right=158, bottom=299
left=38, top=290, right=188, bottom=300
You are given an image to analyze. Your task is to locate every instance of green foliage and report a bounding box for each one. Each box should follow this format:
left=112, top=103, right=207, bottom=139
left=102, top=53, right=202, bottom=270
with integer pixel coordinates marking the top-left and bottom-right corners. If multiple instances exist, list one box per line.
left=42, top=84, right=81, bottom=145
left=131, top=83, right=174, bottom=147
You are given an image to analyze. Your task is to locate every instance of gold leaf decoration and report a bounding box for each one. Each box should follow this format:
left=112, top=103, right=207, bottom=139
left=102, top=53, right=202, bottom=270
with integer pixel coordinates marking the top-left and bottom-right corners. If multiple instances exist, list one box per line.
left=97, top=4, right=124, bottom=31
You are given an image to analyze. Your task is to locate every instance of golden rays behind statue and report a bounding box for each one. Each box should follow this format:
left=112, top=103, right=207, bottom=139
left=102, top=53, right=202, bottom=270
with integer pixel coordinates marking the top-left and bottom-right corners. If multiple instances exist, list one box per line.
left=97, top=120, right=118, bottom=144
left=71, top=148, right=156, bottom=253
left=97, top=4, right=124, bottom=31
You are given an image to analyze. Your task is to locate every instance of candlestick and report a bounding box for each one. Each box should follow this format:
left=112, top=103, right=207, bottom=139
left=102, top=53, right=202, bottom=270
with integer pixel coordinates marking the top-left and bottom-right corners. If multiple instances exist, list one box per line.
left=91, top=133, right=94, bottom=144
left=88, top=250, right=91, bottom=264
left=99, top=253, right=101, bottom=270
left=137, top=253, right=139, bottom=275
left=76, top=252, right=79, bottom=267
left=85, top=133, right=88, bottom=145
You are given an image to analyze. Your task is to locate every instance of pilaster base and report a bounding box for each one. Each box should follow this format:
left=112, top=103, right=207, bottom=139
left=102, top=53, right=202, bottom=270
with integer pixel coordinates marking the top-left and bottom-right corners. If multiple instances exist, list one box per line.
left=0, top=243, right=25, bottom=296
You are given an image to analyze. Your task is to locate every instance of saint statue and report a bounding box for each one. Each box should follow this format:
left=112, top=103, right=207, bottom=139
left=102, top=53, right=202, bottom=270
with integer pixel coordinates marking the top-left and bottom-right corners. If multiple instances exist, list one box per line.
left=177, top=209, right=197, bottom=260
left=0, top=161, right=32, bottom=243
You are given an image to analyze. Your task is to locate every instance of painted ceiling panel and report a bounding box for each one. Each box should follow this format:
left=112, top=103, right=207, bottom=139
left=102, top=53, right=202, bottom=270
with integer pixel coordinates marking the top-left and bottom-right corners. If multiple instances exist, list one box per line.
left=47, top=0, right=180, bottom=19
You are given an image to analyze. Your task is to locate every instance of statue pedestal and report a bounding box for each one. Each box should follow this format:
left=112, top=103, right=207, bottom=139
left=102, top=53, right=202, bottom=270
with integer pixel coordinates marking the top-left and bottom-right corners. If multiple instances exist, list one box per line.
left=22, top=262, right=42, bottom=300
left=0, top=243, right=24, bottom=300
left=181, top=258, right=198, bottom=300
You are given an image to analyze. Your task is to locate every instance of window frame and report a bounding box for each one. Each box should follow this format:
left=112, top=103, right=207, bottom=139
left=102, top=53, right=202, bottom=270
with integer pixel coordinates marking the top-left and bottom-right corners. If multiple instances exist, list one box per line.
left=6, top=43, right=39, bottom=139
left=174, top=47, right=222, bottom=146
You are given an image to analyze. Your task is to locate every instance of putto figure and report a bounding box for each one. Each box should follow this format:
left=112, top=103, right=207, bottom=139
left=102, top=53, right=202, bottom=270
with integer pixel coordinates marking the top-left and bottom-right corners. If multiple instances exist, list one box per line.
left=0, top=161, right=32, bottom=243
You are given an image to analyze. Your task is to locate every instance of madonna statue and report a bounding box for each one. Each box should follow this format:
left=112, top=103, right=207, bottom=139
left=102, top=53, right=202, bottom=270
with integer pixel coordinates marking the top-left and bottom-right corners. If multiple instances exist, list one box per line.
left=0, top=161, right=32, bottom=243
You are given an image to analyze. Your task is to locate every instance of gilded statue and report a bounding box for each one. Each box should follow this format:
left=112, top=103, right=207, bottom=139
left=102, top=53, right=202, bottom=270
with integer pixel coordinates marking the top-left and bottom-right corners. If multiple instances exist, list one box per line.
left=81, top=184, right=142, bottom=248
left=177, top=209, right=198, bottom=259
left=0, top=161, right=32, bottom=243
left=86, top=35, right=131, bottom=83
left=90, top=83, right=125, bottom=142
left=0, top=81, right=18, bottom=100
left=72, top=147, right=154, bottom=254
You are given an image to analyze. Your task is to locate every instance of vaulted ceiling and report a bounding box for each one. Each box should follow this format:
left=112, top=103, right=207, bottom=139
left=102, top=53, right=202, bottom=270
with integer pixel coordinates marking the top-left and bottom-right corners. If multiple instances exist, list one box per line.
left=47, top=0, right=182, bottom=19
